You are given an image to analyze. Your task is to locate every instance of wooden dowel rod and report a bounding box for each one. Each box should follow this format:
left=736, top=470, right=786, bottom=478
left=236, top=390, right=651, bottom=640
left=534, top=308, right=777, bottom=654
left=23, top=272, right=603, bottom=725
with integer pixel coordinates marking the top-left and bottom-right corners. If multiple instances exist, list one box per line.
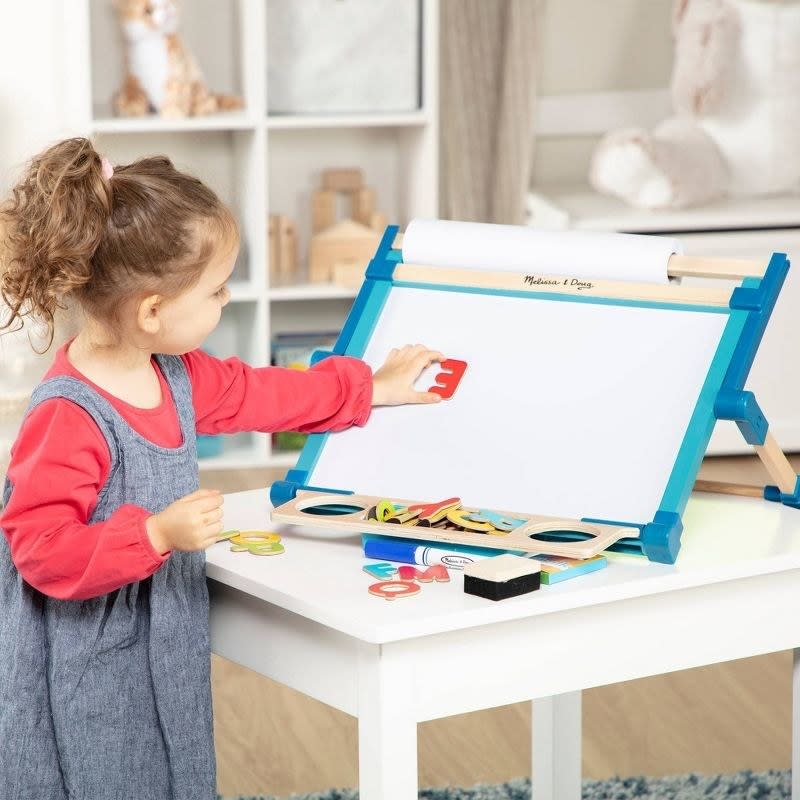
left=693, top=479, right=764, bottom=498
left=668, top=254, right=766, bottom=280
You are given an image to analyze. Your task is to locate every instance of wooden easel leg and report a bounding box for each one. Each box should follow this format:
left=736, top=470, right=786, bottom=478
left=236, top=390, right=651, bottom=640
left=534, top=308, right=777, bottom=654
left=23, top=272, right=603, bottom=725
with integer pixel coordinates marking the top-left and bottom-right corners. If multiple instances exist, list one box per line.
left=755, top=431, right=797, bottom=495
left=532, top=692, right=582, bottom=800
left=793, top=649, right=800, bottom=800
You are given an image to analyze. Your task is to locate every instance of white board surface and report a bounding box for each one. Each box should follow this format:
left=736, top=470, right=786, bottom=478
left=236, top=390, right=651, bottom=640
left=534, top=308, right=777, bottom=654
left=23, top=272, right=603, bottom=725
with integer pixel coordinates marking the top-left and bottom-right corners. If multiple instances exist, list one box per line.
left=308, top=287, right=729, bottom=524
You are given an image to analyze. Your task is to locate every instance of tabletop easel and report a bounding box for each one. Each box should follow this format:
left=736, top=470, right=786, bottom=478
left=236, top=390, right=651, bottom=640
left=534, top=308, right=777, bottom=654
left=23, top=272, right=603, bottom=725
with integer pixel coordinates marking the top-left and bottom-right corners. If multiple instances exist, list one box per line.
left=271, top=225, right=799, bottom=563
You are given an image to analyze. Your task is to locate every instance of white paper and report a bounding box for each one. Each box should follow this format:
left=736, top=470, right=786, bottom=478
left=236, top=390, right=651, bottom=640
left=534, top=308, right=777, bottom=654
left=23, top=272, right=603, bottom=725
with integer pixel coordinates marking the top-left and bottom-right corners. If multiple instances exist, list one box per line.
left=402, top=219, right=682, bottom=284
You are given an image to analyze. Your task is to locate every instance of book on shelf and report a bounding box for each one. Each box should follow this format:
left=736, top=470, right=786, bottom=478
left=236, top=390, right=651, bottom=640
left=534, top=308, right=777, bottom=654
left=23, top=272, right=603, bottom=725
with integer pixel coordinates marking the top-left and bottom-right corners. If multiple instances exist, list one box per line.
left=271, top=330, right=340, bottom=451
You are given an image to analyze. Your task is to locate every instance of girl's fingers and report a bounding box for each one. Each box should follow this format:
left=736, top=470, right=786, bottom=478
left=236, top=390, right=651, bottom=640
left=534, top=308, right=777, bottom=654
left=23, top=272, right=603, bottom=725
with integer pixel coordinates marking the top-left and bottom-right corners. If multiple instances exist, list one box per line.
left=412, top=391, right=442, bottom=404
left=183, top=488, right=221, bottom=502
left=195, top=495, right=225, bottom=513
left=203, top=508, right=224, bottom=526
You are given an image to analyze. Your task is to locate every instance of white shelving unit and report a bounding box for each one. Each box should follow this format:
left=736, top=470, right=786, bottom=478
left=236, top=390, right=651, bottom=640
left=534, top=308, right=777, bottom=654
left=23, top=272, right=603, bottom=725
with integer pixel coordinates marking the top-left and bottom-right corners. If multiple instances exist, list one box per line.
left=63, top=0, right=439, bottom=470
left=528, top=184, right=800, bottom=455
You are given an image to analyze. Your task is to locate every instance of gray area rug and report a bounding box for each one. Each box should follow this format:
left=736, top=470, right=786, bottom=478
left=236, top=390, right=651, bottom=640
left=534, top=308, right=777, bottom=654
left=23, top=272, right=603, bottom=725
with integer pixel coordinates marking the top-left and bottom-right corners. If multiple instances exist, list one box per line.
left=224, top=768, right=792, bottom=799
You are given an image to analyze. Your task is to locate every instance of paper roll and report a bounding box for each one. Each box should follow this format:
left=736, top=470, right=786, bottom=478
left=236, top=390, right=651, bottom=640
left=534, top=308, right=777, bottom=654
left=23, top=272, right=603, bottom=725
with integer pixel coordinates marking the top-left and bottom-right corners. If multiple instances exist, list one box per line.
left=402, top=219, right=682, bottom=284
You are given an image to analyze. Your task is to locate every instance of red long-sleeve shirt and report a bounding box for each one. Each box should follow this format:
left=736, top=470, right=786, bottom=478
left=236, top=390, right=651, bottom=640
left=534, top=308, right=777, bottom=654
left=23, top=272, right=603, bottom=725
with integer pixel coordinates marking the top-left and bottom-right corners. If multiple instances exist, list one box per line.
left=1, top=345, right=372, bottom=601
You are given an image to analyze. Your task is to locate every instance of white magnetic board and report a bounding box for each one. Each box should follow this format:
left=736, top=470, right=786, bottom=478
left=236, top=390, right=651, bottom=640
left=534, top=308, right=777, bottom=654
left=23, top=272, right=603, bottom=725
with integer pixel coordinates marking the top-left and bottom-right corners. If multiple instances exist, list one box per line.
left=309, top=287, right=730, bottom=524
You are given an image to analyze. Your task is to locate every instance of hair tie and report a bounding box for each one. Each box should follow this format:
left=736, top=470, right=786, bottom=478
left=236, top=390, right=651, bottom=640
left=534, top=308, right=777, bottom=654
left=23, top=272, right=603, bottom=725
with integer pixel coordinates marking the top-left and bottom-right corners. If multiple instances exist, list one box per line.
left=100, top=157, right=114, bottom=181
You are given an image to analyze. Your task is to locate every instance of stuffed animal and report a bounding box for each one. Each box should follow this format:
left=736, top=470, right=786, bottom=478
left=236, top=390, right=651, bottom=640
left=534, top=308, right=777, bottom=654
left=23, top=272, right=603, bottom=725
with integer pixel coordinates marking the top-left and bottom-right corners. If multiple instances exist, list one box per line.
left=113, top=0, right=243, bottom=118
left=589, top=0, right=800, bottom=209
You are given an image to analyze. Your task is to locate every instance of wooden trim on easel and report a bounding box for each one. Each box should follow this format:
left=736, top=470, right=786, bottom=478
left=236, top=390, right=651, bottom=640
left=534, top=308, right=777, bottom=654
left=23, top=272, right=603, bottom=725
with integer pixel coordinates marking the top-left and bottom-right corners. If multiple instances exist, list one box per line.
left=272, top=490, right=638, bottom=560
left=755, top=431, right=798, bottom=494
left=693, top=480, right=764, bottom=498
left=667, top=255, right=766, bottom=280
left=394, top=263, right=734, bottom=307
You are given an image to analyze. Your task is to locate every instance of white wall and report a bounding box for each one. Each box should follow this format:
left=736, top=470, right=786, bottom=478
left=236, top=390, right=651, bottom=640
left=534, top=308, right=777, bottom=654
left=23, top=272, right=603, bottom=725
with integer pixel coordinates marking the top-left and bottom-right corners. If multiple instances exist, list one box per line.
left=0, top=0, right=73, bottom=192
left=533, top=0, right=674, bottom=185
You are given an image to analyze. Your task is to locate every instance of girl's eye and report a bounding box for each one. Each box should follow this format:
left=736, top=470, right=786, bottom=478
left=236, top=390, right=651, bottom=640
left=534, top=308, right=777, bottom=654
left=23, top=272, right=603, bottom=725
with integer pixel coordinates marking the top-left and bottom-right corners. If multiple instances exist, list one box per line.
left=215, top=285, right=229, bottom=298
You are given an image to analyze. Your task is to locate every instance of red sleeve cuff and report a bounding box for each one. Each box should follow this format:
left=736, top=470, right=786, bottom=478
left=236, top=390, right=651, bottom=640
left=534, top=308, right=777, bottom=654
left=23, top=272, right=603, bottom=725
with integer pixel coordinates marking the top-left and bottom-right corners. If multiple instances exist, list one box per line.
left=125, top=505, right=171, bottom=567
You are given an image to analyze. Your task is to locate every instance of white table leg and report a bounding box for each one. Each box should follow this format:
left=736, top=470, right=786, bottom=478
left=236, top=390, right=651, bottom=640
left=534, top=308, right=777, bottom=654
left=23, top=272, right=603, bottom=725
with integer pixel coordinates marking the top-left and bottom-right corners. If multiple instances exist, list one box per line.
left=793, top=649, right=800, bottom=800
left=357, top=642, right=418, bottom=800
left=532, top=692, right=582, bottom=800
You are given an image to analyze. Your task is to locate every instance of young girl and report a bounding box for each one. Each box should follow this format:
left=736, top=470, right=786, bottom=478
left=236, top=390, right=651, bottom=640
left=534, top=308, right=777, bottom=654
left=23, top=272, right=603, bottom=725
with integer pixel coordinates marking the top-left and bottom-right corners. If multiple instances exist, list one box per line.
left=0, top=137, right=443, bottom=800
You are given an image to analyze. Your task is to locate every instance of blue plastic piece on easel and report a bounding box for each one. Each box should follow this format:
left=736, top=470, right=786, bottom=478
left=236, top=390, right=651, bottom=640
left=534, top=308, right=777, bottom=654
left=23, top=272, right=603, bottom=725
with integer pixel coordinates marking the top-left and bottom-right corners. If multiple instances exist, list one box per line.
left=764, top=476, right=800, bottom=509
left=269, top=473, right=354, bottom=507
left=639, top=511, right=683, bottom=564
left=310, top=349, right=334, bottom=366
left=364, top=225, right=400, bottom=282
left=723, top=253, right=788, bottom=391
left=334, top=225, right=399, bottom=358
left=714, top=389, right=768, bottom=445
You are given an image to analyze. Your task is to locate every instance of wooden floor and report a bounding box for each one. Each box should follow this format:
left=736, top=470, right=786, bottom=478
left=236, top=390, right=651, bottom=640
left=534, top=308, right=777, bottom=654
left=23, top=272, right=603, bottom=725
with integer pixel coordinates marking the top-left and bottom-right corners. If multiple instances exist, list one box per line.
left=205, top=455, right=798, bottom=797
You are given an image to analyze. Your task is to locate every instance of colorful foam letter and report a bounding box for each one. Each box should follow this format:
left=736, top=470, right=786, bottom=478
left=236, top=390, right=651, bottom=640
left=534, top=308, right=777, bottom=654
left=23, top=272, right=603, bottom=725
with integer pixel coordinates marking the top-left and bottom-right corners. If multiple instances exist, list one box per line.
left=429, top=359, right=468, bottom=400
left=468, top=510, right=527, bottom=532
left=363, top=562, right=398, bottom=579
left=398, top=565, right=450, bottom=583
left=368, top=580, right=421, bottom=600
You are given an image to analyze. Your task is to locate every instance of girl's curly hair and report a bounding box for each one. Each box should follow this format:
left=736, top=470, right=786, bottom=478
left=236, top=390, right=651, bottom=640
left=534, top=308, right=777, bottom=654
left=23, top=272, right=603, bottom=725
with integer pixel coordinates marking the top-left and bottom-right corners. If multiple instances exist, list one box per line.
left=1, top=137, right=238, bottom=349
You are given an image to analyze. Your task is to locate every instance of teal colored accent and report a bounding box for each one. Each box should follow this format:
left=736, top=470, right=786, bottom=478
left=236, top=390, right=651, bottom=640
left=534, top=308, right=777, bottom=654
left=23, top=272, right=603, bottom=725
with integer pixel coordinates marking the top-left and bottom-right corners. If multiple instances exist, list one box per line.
left=335, top=225, right=398, bottom=356
left=714, top=389, right=767, bottom=445
left=269, top=475, right=353, bottom=507
left=659, top=308, right=748, bottom=518
left=294, top=431, right=328, bottom=475
left=310, top=349, right=334, bottom=366
left=725, top=256, right=787, bottom=388
left=270, top=227, right=400, bottom=503
left=640, top=511, right=683, bottom=564
left=391, top=280, right=729, bottom=315
left=764, top=475, right=800, bottom=508
left=715, top=254, right=792, bottom=449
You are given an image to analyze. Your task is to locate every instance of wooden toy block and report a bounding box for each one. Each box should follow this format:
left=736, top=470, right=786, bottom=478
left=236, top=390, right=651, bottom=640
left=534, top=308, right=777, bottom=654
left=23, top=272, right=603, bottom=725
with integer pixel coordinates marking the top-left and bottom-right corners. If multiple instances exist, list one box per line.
left=268, top=217, right=279, bottom=278
left=309, top=219, right=380, bottom=283
left=311, top=189, right=336, bottom=234
left=332, top=260, right=369, bottom=289
left=322, top=167, right=364, bottom=193
left=352, top=186, right=375, bottom=227
left=268, top=214, right=298, bottom=281
left=463, top=554, right=541, bottom=601
left=370, top=211, right=388, bottom=232
left=278, top=217, right=297, bottom=276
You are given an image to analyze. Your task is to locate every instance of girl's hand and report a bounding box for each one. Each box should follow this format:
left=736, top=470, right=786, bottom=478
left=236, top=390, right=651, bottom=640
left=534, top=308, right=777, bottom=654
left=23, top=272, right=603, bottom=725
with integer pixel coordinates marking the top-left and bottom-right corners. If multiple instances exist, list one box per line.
left=372, top=344, right=445, bottom=407
left=146, top=489, right=224, bottom=554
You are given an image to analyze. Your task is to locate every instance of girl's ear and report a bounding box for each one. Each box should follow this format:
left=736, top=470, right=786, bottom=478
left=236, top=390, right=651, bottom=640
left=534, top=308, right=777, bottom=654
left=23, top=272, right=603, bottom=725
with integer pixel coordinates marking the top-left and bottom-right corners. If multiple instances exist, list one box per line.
left=137, top=294, right=163, bottom=335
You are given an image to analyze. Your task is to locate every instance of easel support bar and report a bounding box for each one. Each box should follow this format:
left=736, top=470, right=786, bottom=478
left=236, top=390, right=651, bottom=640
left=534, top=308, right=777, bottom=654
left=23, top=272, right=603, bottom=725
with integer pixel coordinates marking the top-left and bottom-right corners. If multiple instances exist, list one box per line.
left=757, top=431, right=799, bottom=496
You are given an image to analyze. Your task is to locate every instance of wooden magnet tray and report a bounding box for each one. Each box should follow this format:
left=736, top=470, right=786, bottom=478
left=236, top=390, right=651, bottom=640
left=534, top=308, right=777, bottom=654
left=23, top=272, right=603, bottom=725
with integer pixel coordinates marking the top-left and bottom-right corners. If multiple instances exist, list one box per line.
left=271, top=490, right=640, bottom=560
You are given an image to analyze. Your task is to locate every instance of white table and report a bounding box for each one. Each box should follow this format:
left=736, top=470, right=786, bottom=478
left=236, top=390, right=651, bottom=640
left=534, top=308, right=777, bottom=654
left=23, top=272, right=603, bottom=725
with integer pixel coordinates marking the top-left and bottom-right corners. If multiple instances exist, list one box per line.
left=207, top=489, right=800, bottom=799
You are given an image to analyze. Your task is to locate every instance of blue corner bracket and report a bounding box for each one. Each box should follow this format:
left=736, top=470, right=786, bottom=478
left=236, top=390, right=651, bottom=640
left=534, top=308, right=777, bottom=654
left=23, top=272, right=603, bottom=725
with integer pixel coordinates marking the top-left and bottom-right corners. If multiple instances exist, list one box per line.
left=639, top=511, right=683, bottom=564
left=269, top=469, right=354, bottom=508
left=764, top=477, right=800, bottom=509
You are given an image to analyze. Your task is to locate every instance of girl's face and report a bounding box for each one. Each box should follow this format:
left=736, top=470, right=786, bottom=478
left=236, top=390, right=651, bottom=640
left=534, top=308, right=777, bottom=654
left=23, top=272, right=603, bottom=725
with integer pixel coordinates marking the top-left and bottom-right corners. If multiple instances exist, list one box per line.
left=152, top=238, right=238, bottom=355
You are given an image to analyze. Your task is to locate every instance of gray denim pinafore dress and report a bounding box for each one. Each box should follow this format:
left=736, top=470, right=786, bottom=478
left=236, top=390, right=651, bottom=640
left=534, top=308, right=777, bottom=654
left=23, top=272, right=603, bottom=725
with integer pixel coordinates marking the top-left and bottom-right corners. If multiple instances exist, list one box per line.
left=0, top=355, right=215, bottom=800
